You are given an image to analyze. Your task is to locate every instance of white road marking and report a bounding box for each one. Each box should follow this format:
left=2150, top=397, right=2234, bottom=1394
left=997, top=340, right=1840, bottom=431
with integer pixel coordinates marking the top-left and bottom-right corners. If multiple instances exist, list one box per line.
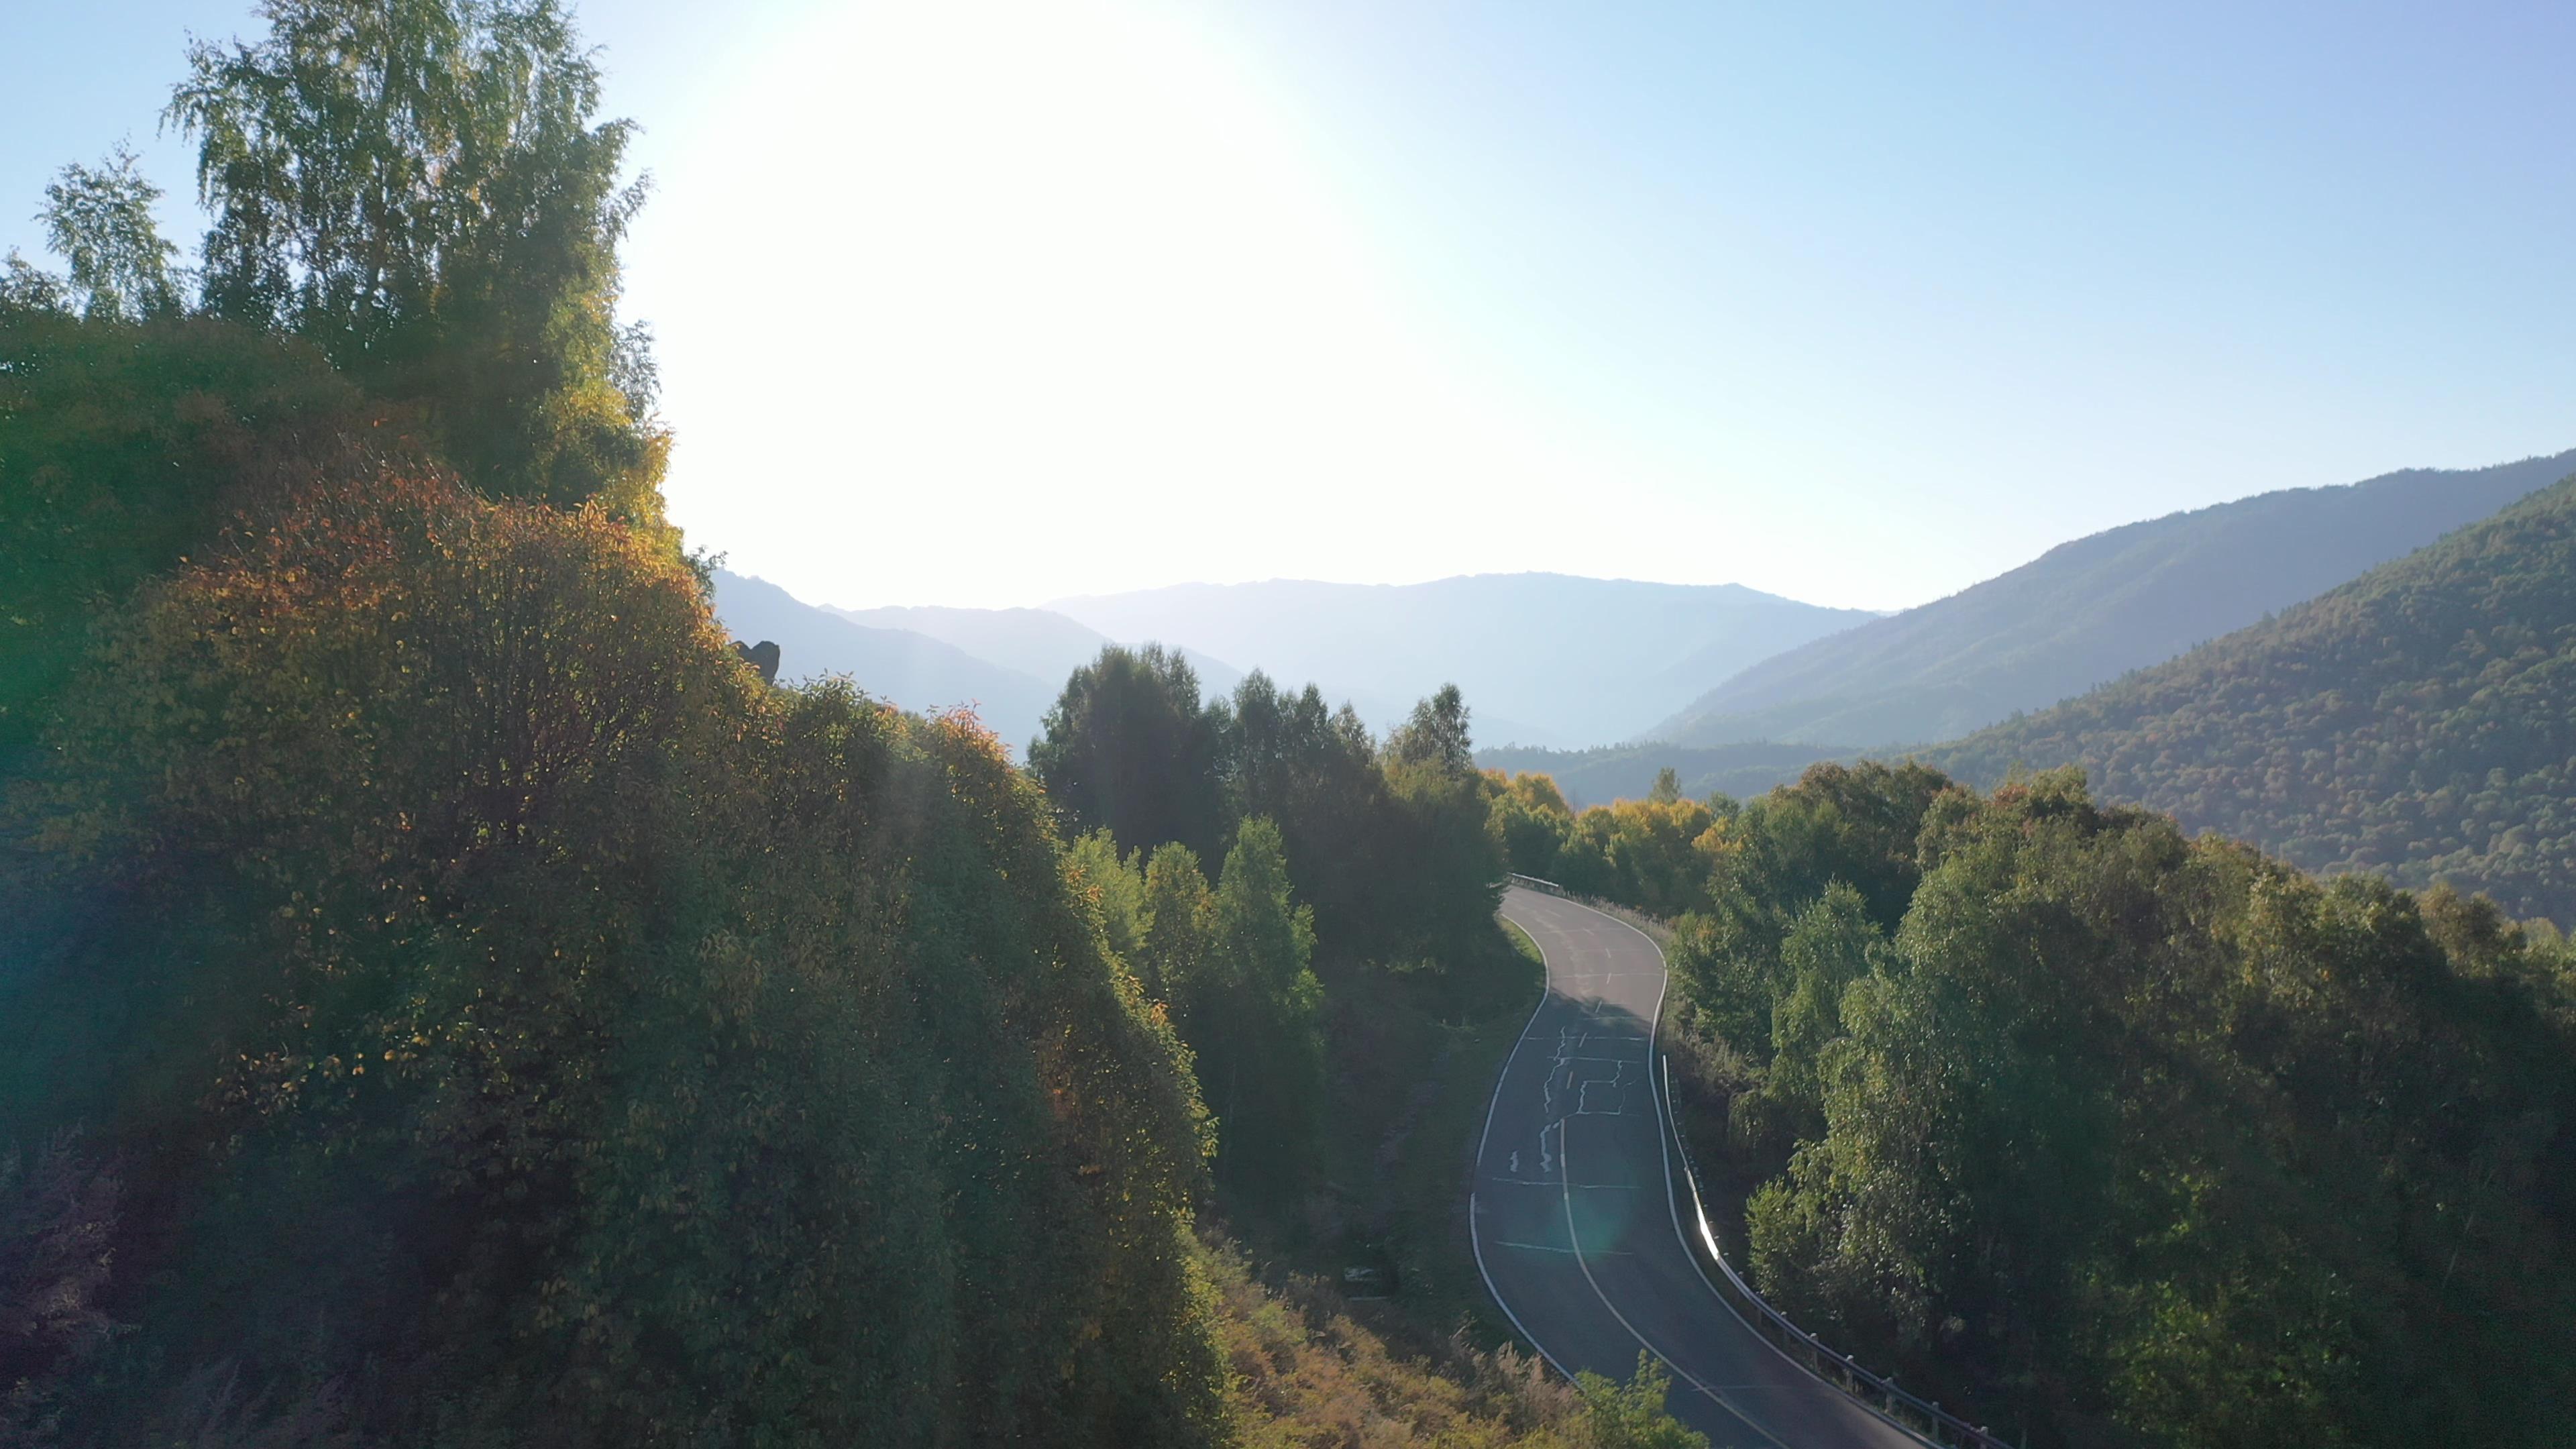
left=1481, top=894, right=1788, bottom=1449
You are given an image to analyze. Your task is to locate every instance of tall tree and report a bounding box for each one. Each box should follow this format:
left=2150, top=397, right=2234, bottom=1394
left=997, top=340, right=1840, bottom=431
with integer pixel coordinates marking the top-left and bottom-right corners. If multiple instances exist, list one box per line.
left=166, top=0, right=665, bottom=521
left=1385, top=682, right=1474, bottom=773
left=1381, top=684, right=1505, bottom=957
left=1138, top=842, right=1218, bottom=1020
left=1218, top=672, right=1394, bottom=955
left=1068, top=828, right=1146, bottom=968
left=38, top=144, right=182, bottom=322
left=1029, top=644, right=1226, bottom=863
left=1203, top=818, right=1325, bottom=1191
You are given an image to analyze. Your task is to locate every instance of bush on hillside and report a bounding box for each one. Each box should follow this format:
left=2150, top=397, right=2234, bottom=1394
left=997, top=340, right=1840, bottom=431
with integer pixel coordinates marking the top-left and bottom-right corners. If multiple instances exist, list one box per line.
left=0, top=468, right=1226, bottom=1445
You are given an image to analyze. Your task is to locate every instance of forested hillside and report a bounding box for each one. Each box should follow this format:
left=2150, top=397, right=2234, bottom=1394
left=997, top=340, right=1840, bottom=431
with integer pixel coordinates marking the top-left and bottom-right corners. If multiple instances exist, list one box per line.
left=1050, top=572, right=1876, bottom=747
left=1031, top=649, right=1519, bottom=1195
left=1476, top=741, right=1841, bottom=811
left=0, top=4, right=1711, bottom=1443
left=2, top=465, right=1226, bottom=1442
left=1482, top=761, right=2576, bottom=1447
left=1930, top=473, right=2576, bottom=926
left=1652, top=451, right=2573, bottom=749
left=0, top=4, right=1230, bottom=1437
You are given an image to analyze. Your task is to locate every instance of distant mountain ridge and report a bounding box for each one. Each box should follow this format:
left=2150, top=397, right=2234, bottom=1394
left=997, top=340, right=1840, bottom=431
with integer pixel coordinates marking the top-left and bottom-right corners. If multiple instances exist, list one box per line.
left=1650, top=449, right=2576, bottom=749
left=823, top=602, right=1246, bottom=700
left=709, top=570, right=1059, bottom=751
left=1921, top=470, right=2576, bottom=926
left=1474, top=741, right=1844, bottom=812
left=1049, top=572, right=1876, bottom=748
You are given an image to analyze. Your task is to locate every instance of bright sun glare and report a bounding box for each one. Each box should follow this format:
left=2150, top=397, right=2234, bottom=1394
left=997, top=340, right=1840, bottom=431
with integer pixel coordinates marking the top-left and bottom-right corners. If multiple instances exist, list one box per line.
left=637, top=0, right=1592, bottom=608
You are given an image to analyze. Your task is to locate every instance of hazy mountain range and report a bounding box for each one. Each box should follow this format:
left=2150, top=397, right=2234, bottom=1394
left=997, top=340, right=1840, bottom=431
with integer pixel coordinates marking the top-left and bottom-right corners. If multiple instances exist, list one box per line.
left=821, top=602, right=1246, bottom=700
left=713, top=571, right=1874, bottom=751
left=1925, top=470, right=2576, bottom=924
left=1471, top=455, right=2576, bottom=923
left=714, top=449, right=2571, bottom=784
left=708, top=571, right=1064, bottom=747
left=1046, top=574, right=1877, bottom=747
left=1649, top=449, right=2576, bottom=749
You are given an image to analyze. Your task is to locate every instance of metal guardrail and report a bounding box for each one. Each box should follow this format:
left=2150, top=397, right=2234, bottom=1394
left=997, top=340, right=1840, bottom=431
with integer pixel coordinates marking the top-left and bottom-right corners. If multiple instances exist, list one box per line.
left=1504, top=872, right=2010, bottom=1446
left=1659, top=1056, right=2013, bottom=1449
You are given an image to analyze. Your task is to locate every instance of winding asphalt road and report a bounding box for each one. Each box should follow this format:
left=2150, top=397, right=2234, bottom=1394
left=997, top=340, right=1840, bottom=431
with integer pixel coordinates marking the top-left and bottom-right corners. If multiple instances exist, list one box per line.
left=1474, top=885, right=1922, bottom=1448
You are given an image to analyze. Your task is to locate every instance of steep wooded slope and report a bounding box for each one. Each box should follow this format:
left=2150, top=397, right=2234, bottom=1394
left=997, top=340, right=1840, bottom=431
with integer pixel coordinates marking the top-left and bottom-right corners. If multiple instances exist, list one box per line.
left=1, top=461, right=1226, bottom=1444
left=1928, top=472, right=2576, bottom=925
left=1654, top=451, right=2575, bottom=749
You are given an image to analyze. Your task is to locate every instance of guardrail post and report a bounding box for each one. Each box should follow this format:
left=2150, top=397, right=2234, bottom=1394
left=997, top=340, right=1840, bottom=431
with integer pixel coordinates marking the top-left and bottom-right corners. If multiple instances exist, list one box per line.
left=1623, top=904, right=2008, bottom=1449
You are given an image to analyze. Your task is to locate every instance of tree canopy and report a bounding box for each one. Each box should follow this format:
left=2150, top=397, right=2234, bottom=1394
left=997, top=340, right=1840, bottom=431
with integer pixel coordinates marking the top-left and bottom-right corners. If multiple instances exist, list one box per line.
left=38, top=143, right=184, bottom=323
left=0, top=468, right=1231, bottom=1444
left=1030, top=643, right=1229, bottom=865
left=1508, top=757, right=2576, bottom=1448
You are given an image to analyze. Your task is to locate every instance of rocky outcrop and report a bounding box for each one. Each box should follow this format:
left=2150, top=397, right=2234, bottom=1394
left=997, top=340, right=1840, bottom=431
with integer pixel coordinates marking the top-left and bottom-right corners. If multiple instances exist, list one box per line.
left=733, top=639, right=780, bottom=684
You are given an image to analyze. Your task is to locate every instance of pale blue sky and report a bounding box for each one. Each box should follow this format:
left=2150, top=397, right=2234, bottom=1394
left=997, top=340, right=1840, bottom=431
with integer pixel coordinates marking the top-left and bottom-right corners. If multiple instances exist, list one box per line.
left=8, top=1, right=2570, bottom=612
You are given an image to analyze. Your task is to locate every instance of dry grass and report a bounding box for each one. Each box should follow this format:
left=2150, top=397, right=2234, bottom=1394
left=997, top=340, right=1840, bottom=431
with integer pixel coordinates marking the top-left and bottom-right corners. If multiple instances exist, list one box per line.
left=1206, top=1236, right=1587, bottom=1448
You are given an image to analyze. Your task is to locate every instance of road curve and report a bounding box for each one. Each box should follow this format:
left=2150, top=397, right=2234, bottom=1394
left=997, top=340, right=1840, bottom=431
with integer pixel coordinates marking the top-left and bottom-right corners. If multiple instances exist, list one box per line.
left=1474, top=886, right=1922, bottom=1449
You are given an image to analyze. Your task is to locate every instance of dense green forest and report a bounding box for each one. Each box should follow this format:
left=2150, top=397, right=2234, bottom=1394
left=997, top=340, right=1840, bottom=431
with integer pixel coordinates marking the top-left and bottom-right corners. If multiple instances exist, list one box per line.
left=1929, top=472, right=2576, bottom=928
left=1032, top=653, right=1540, bottom=1258
left=1489, top=761, right=2576, bottom=1446
left=1649, top=451, right=2572, bottom=750
left=0, top=2, right=1705, bottom=1444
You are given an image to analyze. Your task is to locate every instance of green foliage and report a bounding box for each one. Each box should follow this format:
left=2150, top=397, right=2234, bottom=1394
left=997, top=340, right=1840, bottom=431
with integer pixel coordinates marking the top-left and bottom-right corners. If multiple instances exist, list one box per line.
left=0, top=471, right=1227, bottom=1445
left=1201, top=819, right=1328, bottom=1194
left=38, top=144, right=184, bottom=323
left=1219, top=670, right=1403, bottom=957
left=1487, top=771, right=1574, bottom=877
left=1692, top=767, right=2576, bottom=1448
left=1070, top=826, right=1148, bottom=966
left=1570, top=1354, right=1708, bottom=1449
left=1386, top=682, right=1474, bottom=773
left=1044, top=659, right=1519, bottom=1289
left=1381, top=755, right=1507, bottom=962
left=1140, top=841, right=1220, bottom=1024
left=167, top=0, right=667, bottom=524
left=0, top=306, right=364, bottom=765
left=1038, top=659, right=1503, bottom=967
left=1931, top=473, right=2576, bottom=928
left=1490, top=761, right=1949, bottom=926
left=1057, top=816, right=1326, bottom=1197
left=1031, top=643, right=1229, bottom=865
left=1550, top=794, right=1718, bottom=917
left=1, top=250, right=72, bottom=313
